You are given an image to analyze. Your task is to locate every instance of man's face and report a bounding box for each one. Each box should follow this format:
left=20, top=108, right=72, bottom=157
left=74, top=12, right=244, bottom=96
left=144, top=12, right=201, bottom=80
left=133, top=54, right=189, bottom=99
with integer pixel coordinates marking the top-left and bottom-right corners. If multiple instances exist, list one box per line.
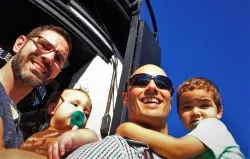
left=49, top=90, right=92, bottom=130
left=178, top=89, right=223, bottom=130
left=123, top=65, right=172, bottom=128
left=11, top=30, right=70, bottom=87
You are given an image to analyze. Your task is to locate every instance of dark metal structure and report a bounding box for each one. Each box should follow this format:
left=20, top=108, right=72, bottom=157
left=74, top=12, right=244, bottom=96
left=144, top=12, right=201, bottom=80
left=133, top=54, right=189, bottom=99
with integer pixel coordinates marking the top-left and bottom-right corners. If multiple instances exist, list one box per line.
left=0, top=0, right=161, bottom=136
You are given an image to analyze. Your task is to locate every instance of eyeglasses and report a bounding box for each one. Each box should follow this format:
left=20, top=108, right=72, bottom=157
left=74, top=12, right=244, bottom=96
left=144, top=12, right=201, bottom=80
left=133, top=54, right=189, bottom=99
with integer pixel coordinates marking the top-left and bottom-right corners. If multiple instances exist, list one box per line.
left=28, top=36, right=69, bottom=69
left=126, top=73, right=174, bottom=95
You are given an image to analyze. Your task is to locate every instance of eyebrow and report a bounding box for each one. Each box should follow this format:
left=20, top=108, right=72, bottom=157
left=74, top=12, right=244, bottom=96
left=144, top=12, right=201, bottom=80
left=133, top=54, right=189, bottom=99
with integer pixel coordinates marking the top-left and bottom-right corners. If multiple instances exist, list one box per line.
left=179, top=98, right=213, bottom=106
left=69, top=99, right=82, bottom=104
left=195, top=98, right=213, bottom=102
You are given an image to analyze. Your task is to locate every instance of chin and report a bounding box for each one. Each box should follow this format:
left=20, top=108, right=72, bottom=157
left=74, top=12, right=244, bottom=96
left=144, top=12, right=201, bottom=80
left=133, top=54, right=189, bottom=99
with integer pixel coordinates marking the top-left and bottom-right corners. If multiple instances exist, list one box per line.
left=186, top=125, right=193, bottom=131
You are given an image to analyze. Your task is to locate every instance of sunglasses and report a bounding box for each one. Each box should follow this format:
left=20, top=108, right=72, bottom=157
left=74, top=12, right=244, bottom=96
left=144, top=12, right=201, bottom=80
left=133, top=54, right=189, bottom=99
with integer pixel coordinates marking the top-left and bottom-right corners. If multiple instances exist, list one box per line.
left=28, top=36, right=69, bottom=69
left=126, top=73, right=174, bottom=95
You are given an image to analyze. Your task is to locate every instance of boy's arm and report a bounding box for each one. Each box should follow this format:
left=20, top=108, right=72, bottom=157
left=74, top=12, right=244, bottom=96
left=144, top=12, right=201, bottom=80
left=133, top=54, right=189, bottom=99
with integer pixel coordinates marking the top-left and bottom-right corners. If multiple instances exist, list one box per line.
left=48, top=128, right=99, bottom=159
left=116, top=122, right=207, bottom=159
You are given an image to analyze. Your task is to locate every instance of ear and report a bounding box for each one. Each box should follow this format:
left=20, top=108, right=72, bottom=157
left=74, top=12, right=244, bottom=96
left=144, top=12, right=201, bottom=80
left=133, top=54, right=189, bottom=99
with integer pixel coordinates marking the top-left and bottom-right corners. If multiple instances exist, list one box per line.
left=122, top=92, right=128, bottom=107
left=47, top=103, right=57, bottom=115
left=216, top=105, right=223, bottom=119
left=169, top=97, right=172, bottom=109
left=13, top=35, right=27, bottom=54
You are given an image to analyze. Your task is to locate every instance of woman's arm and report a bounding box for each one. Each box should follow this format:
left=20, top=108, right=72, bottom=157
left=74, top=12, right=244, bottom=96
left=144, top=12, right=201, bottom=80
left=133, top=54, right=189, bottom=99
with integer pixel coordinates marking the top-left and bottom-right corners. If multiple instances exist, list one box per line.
left=116, top=122, right=207, bottom=159
left=0, top=149, right=46, bottom=159
left=0, top=117, right=46, bottom=158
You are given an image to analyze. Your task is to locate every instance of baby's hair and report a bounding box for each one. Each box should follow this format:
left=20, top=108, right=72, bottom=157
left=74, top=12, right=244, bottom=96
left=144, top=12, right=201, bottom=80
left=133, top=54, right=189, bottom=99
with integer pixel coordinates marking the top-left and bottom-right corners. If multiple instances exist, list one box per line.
left=46, top=88, right=91, bottom=106
left=177, top=77, right=222, bottom=111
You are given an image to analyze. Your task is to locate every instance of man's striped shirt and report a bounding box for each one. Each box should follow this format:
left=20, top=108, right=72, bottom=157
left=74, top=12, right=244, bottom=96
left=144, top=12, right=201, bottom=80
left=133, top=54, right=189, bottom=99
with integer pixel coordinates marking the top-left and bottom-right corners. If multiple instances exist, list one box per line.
left=66, top=135, right=164, bottom=159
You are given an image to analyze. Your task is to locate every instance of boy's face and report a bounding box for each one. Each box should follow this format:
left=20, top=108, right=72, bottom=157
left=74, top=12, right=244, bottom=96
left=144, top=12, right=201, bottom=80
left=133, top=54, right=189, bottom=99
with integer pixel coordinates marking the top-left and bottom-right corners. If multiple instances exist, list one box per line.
left=178, top=89, right=223, bottom=130
left=49, top=89, right=91, bottom=130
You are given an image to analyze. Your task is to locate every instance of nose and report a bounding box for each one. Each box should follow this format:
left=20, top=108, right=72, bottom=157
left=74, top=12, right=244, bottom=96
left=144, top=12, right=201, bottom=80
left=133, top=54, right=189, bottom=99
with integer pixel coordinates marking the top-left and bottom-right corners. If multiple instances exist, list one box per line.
left=191, top=107, right=201, bottom=117
left=40, top=52, right=55, bottom=67
left=145, top=79, right=158, bottom=91
left=76, top=106, right=84, bottom=112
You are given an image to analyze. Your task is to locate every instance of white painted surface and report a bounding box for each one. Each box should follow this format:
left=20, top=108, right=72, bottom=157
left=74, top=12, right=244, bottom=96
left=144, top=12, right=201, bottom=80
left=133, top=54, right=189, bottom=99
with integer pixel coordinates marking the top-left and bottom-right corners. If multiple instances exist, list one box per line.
left=69, top=55, right=123, bottom=139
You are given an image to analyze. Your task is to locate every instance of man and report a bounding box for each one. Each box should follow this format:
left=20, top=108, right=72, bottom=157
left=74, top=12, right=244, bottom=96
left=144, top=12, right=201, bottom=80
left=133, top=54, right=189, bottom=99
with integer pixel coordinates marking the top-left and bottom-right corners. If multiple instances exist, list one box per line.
left=0, top=25, right=71, bottom=157
left=50, top=64, right=174, bottom=159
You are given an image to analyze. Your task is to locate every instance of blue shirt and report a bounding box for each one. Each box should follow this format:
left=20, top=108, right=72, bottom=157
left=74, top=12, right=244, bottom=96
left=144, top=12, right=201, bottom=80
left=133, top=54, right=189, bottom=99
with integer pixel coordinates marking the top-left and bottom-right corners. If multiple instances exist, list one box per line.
left=0, top=83, right=23, bottom=148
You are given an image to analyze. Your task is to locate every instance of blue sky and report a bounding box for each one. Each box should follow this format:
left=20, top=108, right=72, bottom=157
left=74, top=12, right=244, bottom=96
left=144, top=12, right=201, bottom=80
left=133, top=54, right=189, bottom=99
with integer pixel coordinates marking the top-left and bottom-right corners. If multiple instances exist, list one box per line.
left=142, top=0, right=249, bottom=157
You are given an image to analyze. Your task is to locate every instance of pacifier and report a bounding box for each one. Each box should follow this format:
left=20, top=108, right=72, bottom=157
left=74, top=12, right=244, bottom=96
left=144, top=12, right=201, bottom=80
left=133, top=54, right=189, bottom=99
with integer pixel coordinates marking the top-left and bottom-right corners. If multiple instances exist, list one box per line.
left=70, top=111, right=85, bottom=130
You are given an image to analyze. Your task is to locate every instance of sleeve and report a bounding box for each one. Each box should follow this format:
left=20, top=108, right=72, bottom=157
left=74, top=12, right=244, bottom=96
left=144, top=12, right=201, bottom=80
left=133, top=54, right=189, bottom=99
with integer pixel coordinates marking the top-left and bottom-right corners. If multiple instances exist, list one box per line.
left=0, top=99, right=4, bottom=117
left=0, top=86, right=8, bottom=117
left=0, top=85, right=11, bottom=118
left=188, top=118, right=244, bottom=159
left=66, top=135, right=126, bottom=159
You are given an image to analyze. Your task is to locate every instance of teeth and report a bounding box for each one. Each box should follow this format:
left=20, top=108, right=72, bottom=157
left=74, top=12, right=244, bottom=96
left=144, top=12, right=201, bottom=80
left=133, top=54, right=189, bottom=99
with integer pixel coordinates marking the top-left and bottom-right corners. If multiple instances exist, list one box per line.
left=33, top=62, right=46, bottom=74
left=142, top=98, right=159, bottom=104
left=33, top=63, right=42, bottom=71
left=191, top=120, right=200, bottom=124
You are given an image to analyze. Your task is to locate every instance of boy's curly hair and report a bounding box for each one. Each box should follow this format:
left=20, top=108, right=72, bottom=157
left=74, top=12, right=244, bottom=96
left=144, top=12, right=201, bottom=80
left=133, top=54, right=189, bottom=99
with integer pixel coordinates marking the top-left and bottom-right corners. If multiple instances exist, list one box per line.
left=177, top=77, right=222, bottom=111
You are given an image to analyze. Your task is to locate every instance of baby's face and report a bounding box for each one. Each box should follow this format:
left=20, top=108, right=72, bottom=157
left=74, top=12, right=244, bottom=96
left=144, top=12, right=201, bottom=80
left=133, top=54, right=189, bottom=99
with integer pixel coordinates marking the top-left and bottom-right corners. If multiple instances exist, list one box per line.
left=51, top=89, right=92, bottom=130
left=178, top=89, right=222, bottom=130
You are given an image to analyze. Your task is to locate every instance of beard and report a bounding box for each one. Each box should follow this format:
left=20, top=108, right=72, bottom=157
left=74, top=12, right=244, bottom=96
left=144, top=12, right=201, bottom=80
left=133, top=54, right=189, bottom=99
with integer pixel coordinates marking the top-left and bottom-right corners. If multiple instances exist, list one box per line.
left=11, top=50, right=52, bottom=87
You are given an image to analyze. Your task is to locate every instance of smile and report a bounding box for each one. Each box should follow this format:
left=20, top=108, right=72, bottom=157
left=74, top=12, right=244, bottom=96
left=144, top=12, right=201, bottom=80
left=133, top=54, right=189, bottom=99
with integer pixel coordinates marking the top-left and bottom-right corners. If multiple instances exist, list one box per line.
left=190, top=119, right=200, bottom=125
left=32, top=59, right=50, bottom=76
left=140, top=96, right=162, bottom=105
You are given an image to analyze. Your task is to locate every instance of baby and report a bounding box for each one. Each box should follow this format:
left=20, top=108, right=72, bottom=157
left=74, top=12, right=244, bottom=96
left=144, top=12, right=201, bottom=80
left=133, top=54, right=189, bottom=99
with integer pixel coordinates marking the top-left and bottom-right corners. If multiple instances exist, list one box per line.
left=20, top=88, right=98, bottom=157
